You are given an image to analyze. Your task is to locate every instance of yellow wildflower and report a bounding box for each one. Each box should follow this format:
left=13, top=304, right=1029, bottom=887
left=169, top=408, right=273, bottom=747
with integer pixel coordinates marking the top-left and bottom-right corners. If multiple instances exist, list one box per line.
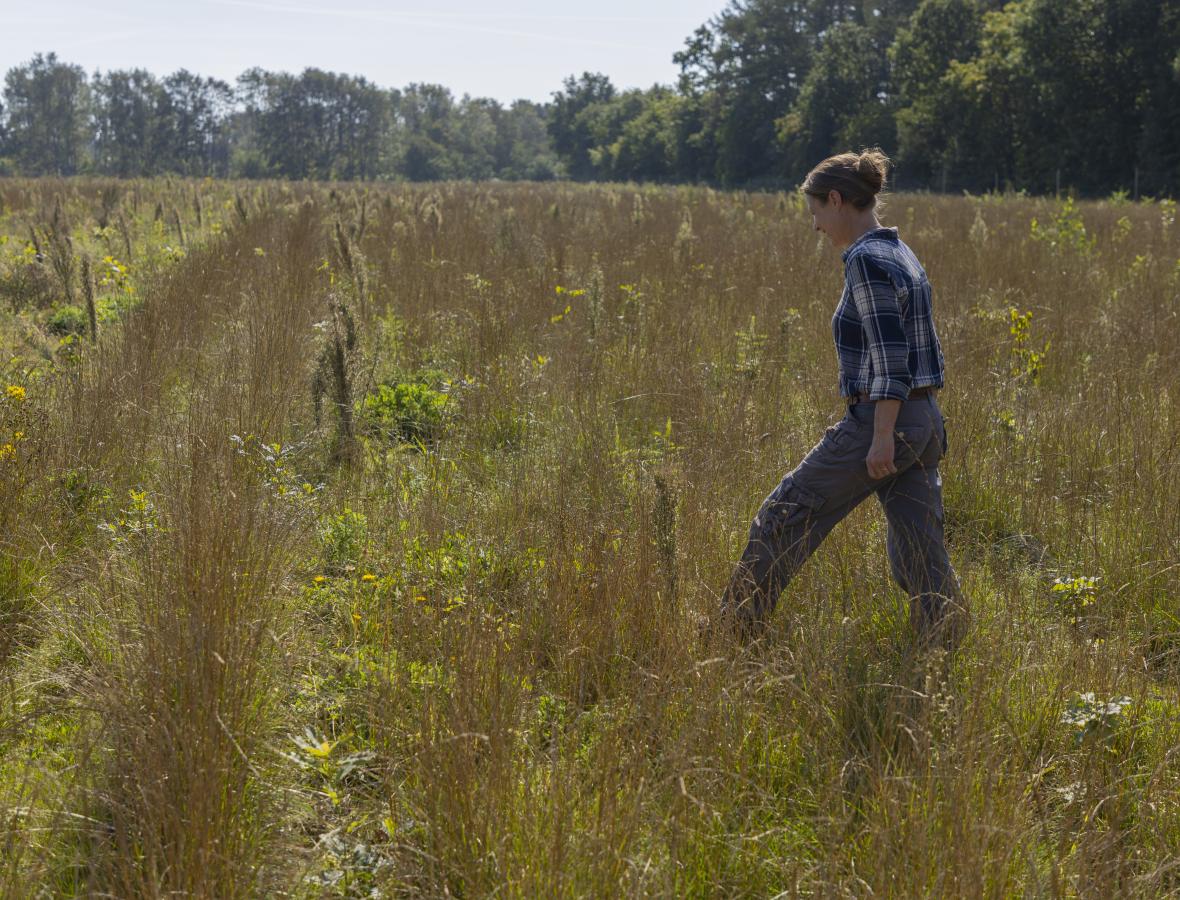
left=361, top=573, right=377, bottom=582
left=0, top=443, right=15, bottom=461
left=313, top=575, right=327, bottom=584
left=5, top=385, right=26, bottom=402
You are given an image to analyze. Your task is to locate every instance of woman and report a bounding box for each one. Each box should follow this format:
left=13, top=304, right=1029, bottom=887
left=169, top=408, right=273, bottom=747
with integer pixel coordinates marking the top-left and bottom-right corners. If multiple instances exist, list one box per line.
left=720, top=148, right=968, bottom=652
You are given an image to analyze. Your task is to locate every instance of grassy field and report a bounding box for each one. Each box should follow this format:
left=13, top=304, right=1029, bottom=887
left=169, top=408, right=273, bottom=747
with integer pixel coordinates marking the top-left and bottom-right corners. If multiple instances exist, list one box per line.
left=0, top=177, right=1178, bottom=897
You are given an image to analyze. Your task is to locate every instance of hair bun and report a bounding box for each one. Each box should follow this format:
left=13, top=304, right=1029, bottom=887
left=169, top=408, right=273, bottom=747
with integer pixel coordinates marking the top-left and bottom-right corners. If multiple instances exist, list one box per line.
left=855, top=148, right=890, bottom=195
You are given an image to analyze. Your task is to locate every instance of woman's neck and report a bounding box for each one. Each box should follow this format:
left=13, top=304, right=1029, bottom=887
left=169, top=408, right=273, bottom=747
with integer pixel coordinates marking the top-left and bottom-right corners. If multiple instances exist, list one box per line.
left=838, top=213, right=883, bottom=251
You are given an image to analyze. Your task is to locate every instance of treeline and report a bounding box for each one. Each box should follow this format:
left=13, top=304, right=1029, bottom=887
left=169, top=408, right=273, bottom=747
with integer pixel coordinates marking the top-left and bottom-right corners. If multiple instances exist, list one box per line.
left=2, top=0, right=1179, bottom=195
left=0, top=60, right=559, bottom=182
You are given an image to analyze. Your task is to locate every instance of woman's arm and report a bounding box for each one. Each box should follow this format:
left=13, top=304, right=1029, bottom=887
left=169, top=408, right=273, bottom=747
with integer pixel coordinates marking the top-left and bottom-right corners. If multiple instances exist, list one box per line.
left=846, top=253, right=912, bottom=402
left=845, top=252, right=912, bottom=479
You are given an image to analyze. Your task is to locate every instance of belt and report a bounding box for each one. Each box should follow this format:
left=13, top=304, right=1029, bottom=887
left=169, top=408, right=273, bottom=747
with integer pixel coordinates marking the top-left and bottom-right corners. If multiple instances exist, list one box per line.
left=843, top=386, right=937, bottom=404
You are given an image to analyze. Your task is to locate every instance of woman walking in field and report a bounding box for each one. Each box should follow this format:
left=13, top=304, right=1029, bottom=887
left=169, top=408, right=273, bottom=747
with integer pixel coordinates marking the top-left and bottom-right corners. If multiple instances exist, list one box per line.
left=721, top=148, right=968, bottom=652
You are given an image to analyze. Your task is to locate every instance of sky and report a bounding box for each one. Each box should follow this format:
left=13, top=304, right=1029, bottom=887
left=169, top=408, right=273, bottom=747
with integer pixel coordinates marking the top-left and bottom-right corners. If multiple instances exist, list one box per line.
left=2, top=0, right=726, bottom=104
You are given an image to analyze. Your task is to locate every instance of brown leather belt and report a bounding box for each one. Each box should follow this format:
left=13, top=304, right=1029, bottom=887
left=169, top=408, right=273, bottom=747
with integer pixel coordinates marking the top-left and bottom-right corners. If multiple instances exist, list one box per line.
left=844, top=386, right=937, bottom=404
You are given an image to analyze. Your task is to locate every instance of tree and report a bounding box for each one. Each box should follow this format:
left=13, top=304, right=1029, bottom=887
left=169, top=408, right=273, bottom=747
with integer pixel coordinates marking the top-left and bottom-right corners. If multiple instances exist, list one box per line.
left=888, top=0, right=985, bottom=183
left=451, top=96, right=498, bottom=180
left=674, top=1, right=815, bottom=183
left=233, top=68, right=393, bottom=180
left=599, top=87, right=681, bottom=182
left=1012, top=0, right=1147, bottom=193
left=2, top=53, right=90, bottom=175
left=777, top=22, right=894, bottom=176
left=396, top=83, right=460, bottom=181
left=0, top=97, right=9, bottom=172
left=489, top=100, right=561, bottom=180
left=1136, top=2, right=1180, bottom=195
left=92, top=68, right=171, bottom=176
left=548, top=73, right=616, bottom=180
left=161, top=70, right=234, bottom=177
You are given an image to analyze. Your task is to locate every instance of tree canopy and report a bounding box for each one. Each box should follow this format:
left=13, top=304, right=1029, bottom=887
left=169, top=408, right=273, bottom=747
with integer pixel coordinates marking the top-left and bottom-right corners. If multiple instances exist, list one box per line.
left=2, top=1, right=1178, bottom=196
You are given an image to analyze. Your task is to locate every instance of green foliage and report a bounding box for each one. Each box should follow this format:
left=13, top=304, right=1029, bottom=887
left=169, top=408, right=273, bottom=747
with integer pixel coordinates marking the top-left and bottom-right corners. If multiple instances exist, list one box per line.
left=1006, top=307, right=1049, bottom=384
left=360, top=380, right=448, bottom=446
left=1030, top=198, right=1096, bottom=256
left=1060, top=692, right=1132, bottom=747
left=733, top=314, right=768, bottom=380
left=46, top=304, right=87, bottom=336
left=46, top=297, right=119, bottom=335
left=320, top=508, right=369, bottom=575
left=96, top=487, right=158, bottom=551
left=1051, top=574, right=1100, bottom=627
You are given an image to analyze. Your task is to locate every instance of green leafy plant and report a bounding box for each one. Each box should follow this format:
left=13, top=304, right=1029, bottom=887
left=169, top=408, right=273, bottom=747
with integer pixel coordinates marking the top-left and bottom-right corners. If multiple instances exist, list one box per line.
left=1051, top=574, right=1099, bottom=627
left=359, top=381, right=448, bottom=445
left=1007, top=307, right=1049, bottom=384
left=320, top=507, right=369, bottom=575
left=1030, top=197, right=1096, bottom=256
left=1061, top=692, right=1132, bottom=747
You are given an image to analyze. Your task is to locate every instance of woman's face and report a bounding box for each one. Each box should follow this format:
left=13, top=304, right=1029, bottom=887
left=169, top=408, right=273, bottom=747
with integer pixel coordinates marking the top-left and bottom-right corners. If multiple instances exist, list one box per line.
left=805, top=191, right=845, bottom=246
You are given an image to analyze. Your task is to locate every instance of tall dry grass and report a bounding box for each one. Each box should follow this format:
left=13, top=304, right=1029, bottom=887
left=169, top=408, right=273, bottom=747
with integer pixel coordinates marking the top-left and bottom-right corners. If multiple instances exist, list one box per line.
left=0, top=179, right=1177, bottom=896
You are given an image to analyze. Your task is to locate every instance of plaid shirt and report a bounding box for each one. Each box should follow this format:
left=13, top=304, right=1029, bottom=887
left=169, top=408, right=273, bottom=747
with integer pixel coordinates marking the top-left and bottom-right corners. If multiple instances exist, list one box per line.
left=833, top=226, right=946, bottom=401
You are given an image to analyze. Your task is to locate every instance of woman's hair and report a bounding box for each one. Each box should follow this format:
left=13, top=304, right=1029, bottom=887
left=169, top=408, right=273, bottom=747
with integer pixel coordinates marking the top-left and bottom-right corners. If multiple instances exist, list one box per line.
left=800, top=148, right=890, bottom=210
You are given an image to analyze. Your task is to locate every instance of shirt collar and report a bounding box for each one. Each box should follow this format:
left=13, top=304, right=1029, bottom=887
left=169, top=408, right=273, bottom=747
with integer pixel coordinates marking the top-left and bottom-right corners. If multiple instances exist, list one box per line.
left=841, top=226, right=898, bottom=262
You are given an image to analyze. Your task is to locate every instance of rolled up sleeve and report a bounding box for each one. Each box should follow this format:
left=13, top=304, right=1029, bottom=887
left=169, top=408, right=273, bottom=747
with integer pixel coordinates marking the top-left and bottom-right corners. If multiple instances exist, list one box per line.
left=846, top=253, right=912, bottom=401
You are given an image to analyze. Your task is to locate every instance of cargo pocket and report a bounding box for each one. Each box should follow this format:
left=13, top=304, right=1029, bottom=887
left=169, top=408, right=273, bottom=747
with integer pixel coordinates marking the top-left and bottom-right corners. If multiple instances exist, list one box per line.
left=754, top=477, right=823, bottom=540
left=823, top=418, right=861, bottom=453
left=893, top=423, right=936, bottom=470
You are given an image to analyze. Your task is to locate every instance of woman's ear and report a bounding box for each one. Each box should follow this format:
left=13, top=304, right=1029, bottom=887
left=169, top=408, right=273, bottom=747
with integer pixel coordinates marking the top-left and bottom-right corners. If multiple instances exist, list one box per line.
left=827, top=189, right=842, bottom=210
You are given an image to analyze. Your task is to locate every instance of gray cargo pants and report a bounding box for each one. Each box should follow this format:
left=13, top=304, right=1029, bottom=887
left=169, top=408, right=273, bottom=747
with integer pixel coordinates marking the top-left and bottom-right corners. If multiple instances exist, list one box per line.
left=721, top=393, right=968, bottom=649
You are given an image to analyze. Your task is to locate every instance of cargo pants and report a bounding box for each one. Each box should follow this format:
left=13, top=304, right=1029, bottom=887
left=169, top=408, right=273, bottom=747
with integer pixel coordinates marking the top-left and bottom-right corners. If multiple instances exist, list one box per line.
left=721, top=393, right=968, bottom=650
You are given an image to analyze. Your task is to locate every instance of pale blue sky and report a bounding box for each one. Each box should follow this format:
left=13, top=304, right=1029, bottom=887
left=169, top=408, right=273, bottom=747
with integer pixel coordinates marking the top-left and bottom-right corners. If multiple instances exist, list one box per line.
left=3, top=0, right=726, bottom=103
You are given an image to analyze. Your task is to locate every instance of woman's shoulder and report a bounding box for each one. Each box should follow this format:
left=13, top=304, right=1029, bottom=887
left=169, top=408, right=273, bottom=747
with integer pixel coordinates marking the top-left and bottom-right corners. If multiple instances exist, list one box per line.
left=844, top=229, right=926, bottom=285
left=844, top=228, right=896, bottom=264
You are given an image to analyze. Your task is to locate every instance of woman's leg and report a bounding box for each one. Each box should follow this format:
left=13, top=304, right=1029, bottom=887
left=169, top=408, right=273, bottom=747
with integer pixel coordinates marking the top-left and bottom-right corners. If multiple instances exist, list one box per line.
left=875, top=434, right=969, bottom=651
left=721, top=418, right=880, bottom=639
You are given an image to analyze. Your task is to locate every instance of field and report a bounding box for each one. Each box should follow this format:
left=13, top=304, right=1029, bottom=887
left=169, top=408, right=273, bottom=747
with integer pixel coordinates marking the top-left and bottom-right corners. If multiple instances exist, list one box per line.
left=0, top=177, right=1178, bottom=897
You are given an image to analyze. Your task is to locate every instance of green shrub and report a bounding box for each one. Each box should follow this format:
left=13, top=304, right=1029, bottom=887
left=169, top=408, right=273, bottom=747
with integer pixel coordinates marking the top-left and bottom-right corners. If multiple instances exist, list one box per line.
left=47, top=299, right=120, bottom=336
left=319, top=507, right=369, bottom=575
left=47, top=304, right=88, bottom=336
left=359, top=381, right=448, bottom=445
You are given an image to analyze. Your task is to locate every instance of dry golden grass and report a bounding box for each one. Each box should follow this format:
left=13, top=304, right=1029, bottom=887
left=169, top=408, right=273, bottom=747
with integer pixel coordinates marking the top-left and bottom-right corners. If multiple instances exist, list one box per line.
left=0, top=179, right=1177, bottom=897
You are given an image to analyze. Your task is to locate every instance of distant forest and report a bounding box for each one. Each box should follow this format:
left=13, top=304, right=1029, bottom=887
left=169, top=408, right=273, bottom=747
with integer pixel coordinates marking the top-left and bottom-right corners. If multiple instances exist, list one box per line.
left=2, top=0, right=1178, bottom=196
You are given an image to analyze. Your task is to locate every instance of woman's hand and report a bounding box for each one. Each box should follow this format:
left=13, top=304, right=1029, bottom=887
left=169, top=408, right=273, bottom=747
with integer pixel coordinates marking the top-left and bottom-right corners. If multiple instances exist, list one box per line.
left=867, top=398, right=902, bottom=479
left=866, top=434, right=898, bottom=479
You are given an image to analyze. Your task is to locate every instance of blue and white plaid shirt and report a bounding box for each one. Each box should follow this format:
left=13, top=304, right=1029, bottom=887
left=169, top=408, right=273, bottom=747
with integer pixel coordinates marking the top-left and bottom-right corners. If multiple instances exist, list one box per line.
left=833, top=226, right=945, bottom=401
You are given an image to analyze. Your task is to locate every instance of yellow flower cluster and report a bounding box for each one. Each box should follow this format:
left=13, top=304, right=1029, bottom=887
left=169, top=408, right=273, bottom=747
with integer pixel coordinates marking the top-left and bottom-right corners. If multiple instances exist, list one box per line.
left=5, top=385, right=25, bottom=402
